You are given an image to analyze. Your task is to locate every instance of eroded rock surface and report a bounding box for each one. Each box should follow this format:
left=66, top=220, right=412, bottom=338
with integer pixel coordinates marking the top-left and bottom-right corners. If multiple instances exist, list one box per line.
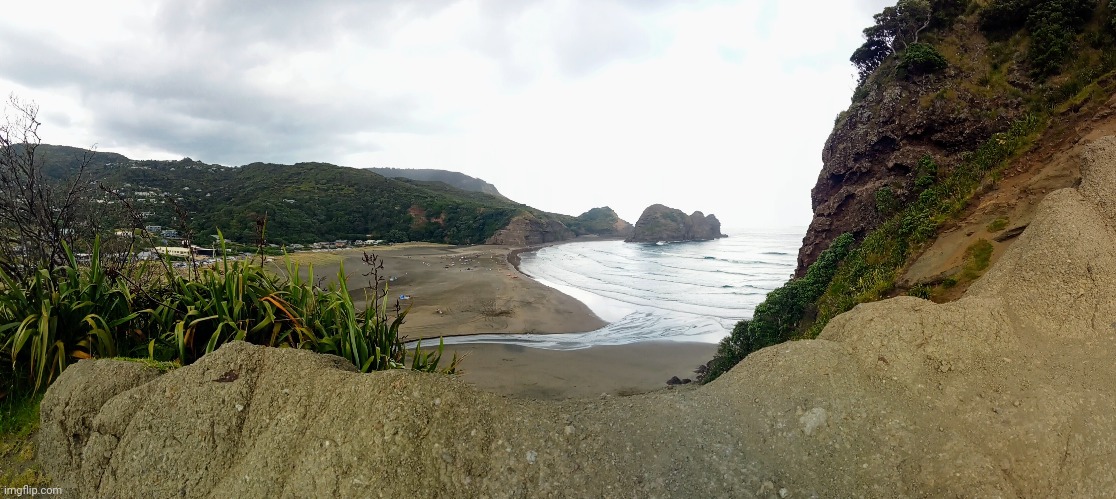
left=484, top=213, right=574, bottom=246
left=626, top=204, right=725, bottom=243
left=40, top=137, right=1116, bottom=497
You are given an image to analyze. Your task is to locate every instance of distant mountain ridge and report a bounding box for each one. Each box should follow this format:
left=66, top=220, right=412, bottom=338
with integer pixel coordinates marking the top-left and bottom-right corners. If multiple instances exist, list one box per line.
left=365, top=167, right=505, bottom=199
left=33, top=144, right=627, bottom=246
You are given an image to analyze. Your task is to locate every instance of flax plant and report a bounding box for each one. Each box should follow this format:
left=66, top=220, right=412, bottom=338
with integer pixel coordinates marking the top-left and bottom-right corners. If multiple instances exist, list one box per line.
left=0, top=240, right=142, bottom=391
left=2, top=233, right=457, bottom=394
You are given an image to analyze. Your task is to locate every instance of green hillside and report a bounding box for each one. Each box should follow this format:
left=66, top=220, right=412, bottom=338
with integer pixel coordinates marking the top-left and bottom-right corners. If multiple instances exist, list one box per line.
left=33, top=145, right=554, bottom=245
left=366, top=167, right=506, bottom=198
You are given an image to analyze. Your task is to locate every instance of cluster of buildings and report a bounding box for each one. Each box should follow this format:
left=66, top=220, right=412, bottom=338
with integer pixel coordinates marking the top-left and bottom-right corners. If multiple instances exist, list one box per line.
left=303, top=239, right=386, bottom=250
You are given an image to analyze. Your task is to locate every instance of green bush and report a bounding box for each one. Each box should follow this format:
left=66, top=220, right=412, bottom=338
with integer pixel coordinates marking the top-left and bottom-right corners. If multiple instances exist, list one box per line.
left=701, top=233, right=855, bottom=383
left=908, top=284, right=932, bottom=299
left=900, top=43, right=949, bottom=75
left=0, top=241, right=143, bottom=391
left=979, top=0, right=1096, bottom=77
left=1, top=238, right=458, bottom=394
left=875, top=186, right=901, bottom=216
left=979, top=0, right=1035, bottom=34
left=914, top=155, right=938, bottom=191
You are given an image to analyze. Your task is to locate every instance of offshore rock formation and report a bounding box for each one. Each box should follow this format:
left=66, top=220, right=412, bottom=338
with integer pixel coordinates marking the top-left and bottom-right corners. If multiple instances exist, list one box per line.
left=38, top=136, right=1116, bottom=497
left=625, top=204, right=725, bottom=243
left=484, top=213, right=574, bottom=246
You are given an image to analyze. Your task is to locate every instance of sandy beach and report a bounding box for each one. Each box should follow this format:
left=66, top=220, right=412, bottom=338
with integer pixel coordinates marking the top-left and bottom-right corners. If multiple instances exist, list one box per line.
left=285, top=242, right=607, bottom=339
left=286, top=242, right=717, bottom=399
left=445, top=341, right=716, bottom=399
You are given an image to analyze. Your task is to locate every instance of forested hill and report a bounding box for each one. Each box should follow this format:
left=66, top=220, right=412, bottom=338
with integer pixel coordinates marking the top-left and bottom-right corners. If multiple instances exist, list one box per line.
left=366, top=167, right=505, bottom=199
left=35, top=144, right=618, bottom=245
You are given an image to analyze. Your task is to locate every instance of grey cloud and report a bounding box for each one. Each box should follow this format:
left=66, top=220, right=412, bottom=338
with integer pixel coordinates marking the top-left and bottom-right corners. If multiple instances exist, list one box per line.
left=551, top=2, right=659, bottom=76
left=856, top=0, right=897, bottom=16
left=1, top=0, right=679, bottom=165
left=469, top=0, right=669, bottom=82
left=0, top=2, right=439, bottom=165
left=153, top=0, right=458, bottom=51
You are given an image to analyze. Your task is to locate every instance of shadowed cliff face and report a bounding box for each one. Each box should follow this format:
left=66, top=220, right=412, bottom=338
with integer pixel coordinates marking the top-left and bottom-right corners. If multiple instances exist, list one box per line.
left=484, top=214, right=574, bottom=246
left=795, top=15, right=1033, bottom=277
left=36, top=136, right=1116, bottom=497
left=625, top=204, right=725, bottom=243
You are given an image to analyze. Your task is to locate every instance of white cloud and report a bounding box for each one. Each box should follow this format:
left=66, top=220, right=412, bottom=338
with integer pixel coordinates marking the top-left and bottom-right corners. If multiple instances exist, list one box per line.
left=0, top=0, right=891, bottom=228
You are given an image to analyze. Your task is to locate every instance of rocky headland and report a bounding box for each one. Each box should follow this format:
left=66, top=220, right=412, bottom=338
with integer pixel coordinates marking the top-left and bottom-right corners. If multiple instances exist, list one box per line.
left=625, top=204, right=725, bottom=243
left=39, top=135, right=1116, bottom=496
left=483, top=213, right=575, bottom=246
left=485, top=207, right=633, bottom=246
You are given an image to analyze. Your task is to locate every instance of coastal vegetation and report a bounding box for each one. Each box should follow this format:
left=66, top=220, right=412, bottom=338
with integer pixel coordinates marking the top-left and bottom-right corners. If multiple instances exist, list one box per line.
left=1, top=102, right=459, bottom=408
left=704, top=0, right=1116, bottom=382
left=703, top=233, right=854, bottom=381
left=0, top=238, right=459, bottom=395
left=33, top=144, right=623, bottom=247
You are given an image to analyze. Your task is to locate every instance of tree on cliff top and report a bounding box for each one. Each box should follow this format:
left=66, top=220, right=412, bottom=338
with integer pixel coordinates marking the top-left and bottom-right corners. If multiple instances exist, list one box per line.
left=851, top=0, right=934, bottom=83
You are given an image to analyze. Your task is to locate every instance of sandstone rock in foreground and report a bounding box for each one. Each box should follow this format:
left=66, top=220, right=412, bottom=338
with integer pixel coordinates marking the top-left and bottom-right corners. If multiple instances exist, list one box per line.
left=625, top=204, right=725, bottom=242
left=39, top=137, right=1116, bottom=497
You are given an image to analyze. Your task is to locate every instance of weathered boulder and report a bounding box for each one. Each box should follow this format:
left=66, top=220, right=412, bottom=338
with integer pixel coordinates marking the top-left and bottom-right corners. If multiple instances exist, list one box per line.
left=36, top=359, right=163, bottom=487
left=625, top=204, right=725, bottom=242
left=37, top=136, right=1116, bottom=497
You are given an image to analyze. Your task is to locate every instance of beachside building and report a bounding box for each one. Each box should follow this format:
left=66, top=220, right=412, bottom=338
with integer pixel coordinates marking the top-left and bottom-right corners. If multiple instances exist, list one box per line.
left=153, top=245, right=216, bottom=259
left=154, top=246, right=192, bottom=258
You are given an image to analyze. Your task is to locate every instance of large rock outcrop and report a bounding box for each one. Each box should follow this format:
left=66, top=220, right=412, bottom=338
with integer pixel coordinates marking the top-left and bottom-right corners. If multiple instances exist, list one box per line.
left=795, top=15, right=1033, bottom=276
left=38, top=136, right=1116, bottom=497
left=625, top=204, right=725, bottom=243
left=568, top=206, right=633, bottom=238
left=484, top=213, right=574, bottom=246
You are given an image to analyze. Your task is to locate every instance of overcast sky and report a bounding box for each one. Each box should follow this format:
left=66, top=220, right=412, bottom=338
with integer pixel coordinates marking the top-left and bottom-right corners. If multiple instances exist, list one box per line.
left=0, top=0, right=892, bottom=229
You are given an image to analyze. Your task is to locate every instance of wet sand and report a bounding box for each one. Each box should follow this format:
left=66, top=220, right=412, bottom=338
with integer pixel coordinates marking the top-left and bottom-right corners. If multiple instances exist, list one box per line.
left=286, top=243, right=719, bottom=399
left=284, top=243, right=607, bottom=340
left=446, top=341, right=716, bottom=399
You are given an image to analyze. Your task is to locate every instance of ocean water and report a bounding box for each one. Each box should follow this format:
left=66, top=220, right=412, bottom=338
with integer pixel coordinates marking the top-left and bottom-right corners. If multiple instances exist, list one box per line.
left=442, top=228, right=804, bottom=350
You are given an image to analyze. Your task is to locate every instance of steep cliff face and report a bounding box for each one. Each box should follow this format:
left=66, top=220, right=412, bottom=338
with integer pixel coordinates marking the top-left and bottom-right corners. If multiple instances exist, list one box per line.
left=797, top=14, right=1034, bottom=276
left=484, top=213, right=575, bottom=246
left=626, top=204, right=725, bottom=243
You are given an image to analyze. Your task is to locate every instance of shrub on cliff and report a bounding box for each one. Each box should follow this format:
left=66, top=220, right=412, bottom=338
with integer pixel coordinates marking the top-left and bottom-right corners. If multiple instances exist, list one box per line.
left=899, top=43, right=948, bottom=76
left=808, top=114, right=1044, bottom=336
left=702, top=233, right=855, bottom=383
left=979, top=0, right=1097, bottom=77
left=852, top=0, right=965, bottom=83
